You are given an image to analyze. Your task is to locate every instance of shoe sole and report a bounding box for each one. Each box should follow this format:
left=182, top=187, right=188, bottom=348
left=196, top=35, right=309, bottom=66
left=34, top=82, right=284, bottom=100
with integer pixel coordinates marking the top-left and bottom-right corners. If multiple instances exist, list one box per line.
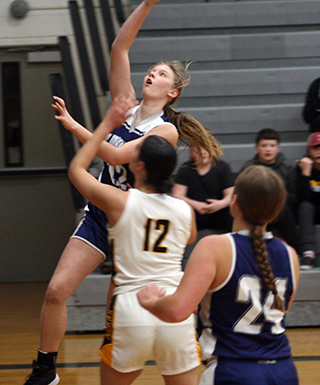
left=49, top=374, right=60, bottom=385
left=300, top=265, right=314, bottom=270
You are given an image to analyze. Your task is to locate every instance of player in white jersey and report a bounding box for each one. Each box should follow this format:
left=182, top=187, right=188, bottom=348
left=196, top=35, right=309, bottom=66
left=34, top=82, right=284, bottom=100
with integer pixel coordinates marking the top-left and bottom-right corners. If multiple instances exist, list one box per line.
left=68, top=93, right=200, bottom=385
left=138, top=166, right=300, bottom=385
left=24, top=1, right=220, bottom=384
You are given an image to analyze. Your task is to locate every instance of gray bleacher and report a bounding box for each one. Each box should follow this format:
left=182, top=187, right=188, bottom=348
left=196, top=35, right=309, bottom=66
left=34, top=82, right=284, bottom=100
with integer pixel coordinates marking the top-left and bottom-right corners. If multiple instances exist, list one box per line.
left=66, top=268, right=320, bottom=331
left=129, top=0, right=320, bottom=172
left=66, top=0, right=320, bottom=331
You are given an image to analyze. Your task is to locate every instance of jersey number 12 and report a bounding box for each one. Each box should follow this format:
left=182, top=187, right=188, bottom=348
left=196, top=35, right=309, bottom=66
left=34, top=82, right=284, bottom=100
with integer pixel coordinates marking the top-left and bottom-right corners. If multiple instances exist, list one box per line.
left=143, top=218, right=170, bottom=253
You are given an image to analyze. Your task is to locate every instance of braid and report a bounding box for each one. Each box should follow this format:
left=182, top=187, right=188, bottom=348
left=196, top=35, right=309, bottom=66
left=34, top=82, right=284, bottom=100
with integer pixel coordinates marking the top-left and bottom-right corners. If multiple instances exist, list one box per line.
left=251, top=225, right=286, bottom=313
left=163, top=105, right=222, bottom=163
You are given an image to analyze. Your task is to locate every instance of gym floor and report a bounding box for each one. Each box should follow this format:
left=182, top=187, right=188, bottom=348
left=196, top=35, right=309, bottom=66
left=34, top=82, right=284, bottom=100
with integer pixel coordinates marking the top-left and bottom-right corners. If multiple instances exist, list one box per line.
left=0, top=282, right=319, bottom=385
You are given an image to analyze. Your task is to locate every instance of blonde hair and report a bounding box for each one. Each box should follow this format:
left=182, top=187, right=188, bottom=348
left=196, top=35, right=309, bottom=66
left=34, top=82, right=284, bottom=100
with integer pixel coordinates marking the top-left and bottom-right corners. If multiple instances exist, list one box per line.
left=148, top=60, right=190, bottom=104
left=148, top=61, right=222, bottom=162
left=234, top=165, right=287, bottom=312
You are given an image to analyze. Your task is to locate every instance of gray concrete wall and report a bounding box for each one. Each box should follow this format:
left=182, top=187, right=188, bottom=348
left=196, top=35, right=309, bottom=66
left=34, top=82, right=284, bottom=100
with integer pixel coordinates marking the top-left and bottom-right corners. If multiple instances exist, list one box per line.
left=0, top=0, right=124, bottom=282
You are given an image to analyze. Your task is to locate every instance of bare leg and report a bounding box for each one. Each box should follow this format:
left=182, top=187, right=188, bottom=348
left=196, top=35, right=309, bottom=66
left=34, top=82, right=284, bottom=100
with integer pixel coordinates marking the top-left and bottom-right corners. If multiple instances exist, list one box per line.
left=100, top=361, right=142, bottom=385
left=163, top=367, right=199, bottom=385
left=40, top=238, right=104, bottom=352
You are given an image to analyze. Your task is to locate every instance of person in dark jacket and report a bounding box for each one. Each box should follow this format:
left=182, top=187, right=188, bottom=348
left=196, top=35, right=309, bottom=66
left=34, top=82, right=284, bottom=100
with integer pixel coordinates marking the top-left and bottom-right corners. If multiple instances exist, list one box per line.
left=296, top=132, right=320, bottom=269
left=240, top=128, right=298, bottom=251
left=302, top=76, right=320, bottom=133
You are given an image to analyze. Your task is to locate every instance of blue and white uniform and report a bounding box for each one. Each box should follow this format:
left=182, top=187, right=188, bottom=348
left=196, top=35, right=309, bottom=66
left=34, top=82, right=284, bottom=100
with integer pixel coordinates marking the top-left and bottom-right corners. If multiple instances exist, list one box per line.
left=72, top=105, right=174, bottom=258
left=198, top=230, right=299, bottom=385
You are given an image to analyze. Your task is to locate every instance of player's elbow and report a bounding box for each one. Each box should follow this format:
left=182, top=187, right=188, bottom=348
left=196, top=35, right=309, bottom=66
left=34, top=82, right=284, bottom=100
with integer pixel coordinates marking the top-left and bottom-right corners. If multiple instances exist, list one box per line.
left=67, top=163, right=82, bottom=188
left=163, top=306, right=190, bottom=323
left=67, top=163, right=75, bottom=182
left=169, top=313, right=188, bottom=323
left=106, top=158, right=119, bottom=166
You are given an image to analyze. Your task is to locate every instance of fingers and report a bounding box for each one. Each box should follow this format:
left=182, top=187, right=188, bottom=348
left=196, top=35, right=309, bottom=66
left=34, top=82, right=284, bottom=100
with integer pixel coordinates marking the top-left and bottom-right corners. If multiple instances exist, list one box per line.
left=52, top=96, right=65, bottom=109
left=137, top=284, right=165, bottom=300
left=108, top=93, right=138, bottom=126
left=52, top=96, right=66, bottom=113
left=144, top=0, right=160, bottom=6
left=159, top=287, right=166, bottom=298
left=53, top=95, right=65, bottom=104
left=113, top=93, right=138, bottom=116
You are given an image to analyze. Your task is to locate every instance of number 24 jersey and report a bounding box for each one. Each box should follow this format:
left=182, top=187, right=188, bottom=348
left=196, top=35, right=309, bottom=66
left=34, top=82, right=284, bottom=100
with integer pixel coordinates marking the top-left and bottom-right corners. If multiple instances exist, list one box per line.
left=198, top=231, right=297, bottom=362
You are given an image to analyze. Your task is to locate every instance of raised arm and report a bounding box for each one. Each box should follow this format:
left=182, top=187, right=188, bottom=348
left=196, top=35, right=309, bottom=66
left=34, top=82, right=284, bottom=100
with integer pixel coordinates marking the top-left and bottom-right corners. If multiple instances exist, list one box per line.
left=109, top=0, right=160, bottom=99
left=53, top=95, right=177, bottom=166
left=52, top=96, right=96, bottom=144
left=68, top=94, right=137, bottom=225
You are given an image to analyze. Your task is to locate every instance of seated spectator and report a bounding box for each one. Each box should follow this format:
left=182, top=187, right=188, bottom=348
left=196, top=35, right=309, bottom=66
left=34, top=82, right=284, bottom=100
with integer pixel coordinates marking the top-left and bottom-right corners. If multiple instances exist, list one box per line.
left=296, top=132, right=320, bottom=269
left=173, top=145, right=234, bottom=269
left=302, top=76, right=320, bottom=133
left=240, top=128, right=299, bottom=251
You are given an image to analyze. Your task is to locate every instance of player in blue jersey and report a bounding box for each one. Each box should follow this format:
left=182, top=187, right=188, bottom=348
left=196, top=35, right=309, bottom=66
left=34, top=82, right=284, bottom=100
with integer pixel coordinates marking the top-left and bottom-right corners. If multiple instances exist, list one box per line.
left=24, top=1, right=221, bottom=384
left=138, top=165, right=300, bottom=385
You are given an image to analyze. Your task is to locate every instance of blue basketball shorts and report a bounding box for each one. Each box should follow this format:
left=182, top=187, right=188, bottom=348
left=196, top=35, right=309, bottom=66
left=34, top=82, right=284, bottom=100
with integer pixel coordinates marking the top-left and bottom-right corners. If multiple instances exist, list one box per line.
left=71, top=210, right=109, bottom=259
left=200, top=357, right=298, bottom=385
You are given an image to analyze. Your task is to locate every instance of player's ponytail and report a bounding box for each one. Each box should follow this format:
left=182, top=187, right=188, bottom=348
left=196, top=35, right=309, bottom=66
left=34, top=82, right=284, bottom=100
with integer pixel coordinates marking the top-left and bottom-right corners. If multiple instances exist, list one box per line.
left=163, top=105, right=223, bottom=165
left=152, top=61, right=222, bottom=163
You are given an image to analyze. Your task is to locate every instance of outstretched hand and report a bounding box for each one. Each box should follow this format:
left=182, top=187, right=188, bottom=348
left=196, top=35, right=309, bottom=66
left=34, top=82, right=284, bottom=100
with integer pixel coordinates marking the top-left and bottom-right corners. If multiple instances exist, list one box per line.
left=52, top=96, right=77, bottom=131
left=137, top=284, right=166, bottom=310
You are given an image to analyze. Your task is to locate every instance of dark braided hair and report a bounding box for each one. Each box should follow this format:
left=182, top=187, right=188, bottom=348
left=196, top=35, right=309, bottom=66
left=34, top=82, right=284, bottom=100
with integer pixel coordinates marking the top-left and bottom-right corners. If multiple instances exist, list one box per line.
left=234, top=166, right=287, bottom=312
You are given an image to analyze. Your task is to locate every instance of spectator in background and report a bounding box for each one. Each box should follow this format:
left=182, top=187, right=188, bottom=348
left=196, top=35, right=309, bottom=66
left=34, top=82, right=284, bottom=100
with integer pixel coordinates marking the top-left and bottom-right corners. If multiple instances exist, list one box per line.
left=302, top=76, right=320, bottom=132
left=240, top=128, right=299, bottom=252
left=296, top=132, right=320, bottom=270
left=173, top=144, right=234, bottom=269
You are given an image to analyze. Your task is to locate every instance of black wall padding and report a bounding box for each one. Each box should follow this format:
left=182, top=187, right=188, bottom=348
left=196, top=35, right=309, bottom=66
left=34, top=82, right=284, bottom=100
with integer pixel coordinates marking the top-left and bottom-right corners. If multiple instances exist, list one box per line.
left=99, top=0, right=115, bottom=53
left=49, top=73, right=86, bottom=211
left=83, top=0, right=110, bottom=94
left=113, top=0, right=125, bottom=25
left=58, top=36, right=86, bottom=127
left=68, top=0, right=101, bottom=128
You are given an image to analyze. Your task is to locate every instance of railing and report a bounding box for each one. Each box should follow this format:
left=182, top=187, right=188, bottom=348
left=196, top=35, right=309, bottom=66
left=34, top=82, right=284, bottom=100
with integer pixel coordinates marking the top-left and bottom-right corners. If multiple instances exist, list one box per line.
left=0, top=167, right=67, bottom=176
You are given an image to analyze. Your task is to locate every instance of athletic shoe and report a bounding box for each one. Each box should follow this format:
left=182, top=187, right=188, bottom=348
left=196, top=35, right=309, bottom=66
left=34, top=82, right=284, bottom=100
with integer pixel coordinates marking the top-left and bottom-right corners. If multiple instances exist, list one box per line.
left=300, top=251, right=316, bottom=270
left=24, top=360, right=60, bottom=385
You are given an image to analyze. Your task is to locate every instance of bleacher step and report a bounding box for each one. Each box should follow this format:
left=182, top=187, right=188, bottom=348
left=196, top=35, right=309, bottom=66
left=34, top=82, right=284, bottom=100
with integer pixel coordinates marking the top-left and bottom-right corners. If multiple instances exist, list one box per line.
left=66, top=269, right=320, bottom=331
